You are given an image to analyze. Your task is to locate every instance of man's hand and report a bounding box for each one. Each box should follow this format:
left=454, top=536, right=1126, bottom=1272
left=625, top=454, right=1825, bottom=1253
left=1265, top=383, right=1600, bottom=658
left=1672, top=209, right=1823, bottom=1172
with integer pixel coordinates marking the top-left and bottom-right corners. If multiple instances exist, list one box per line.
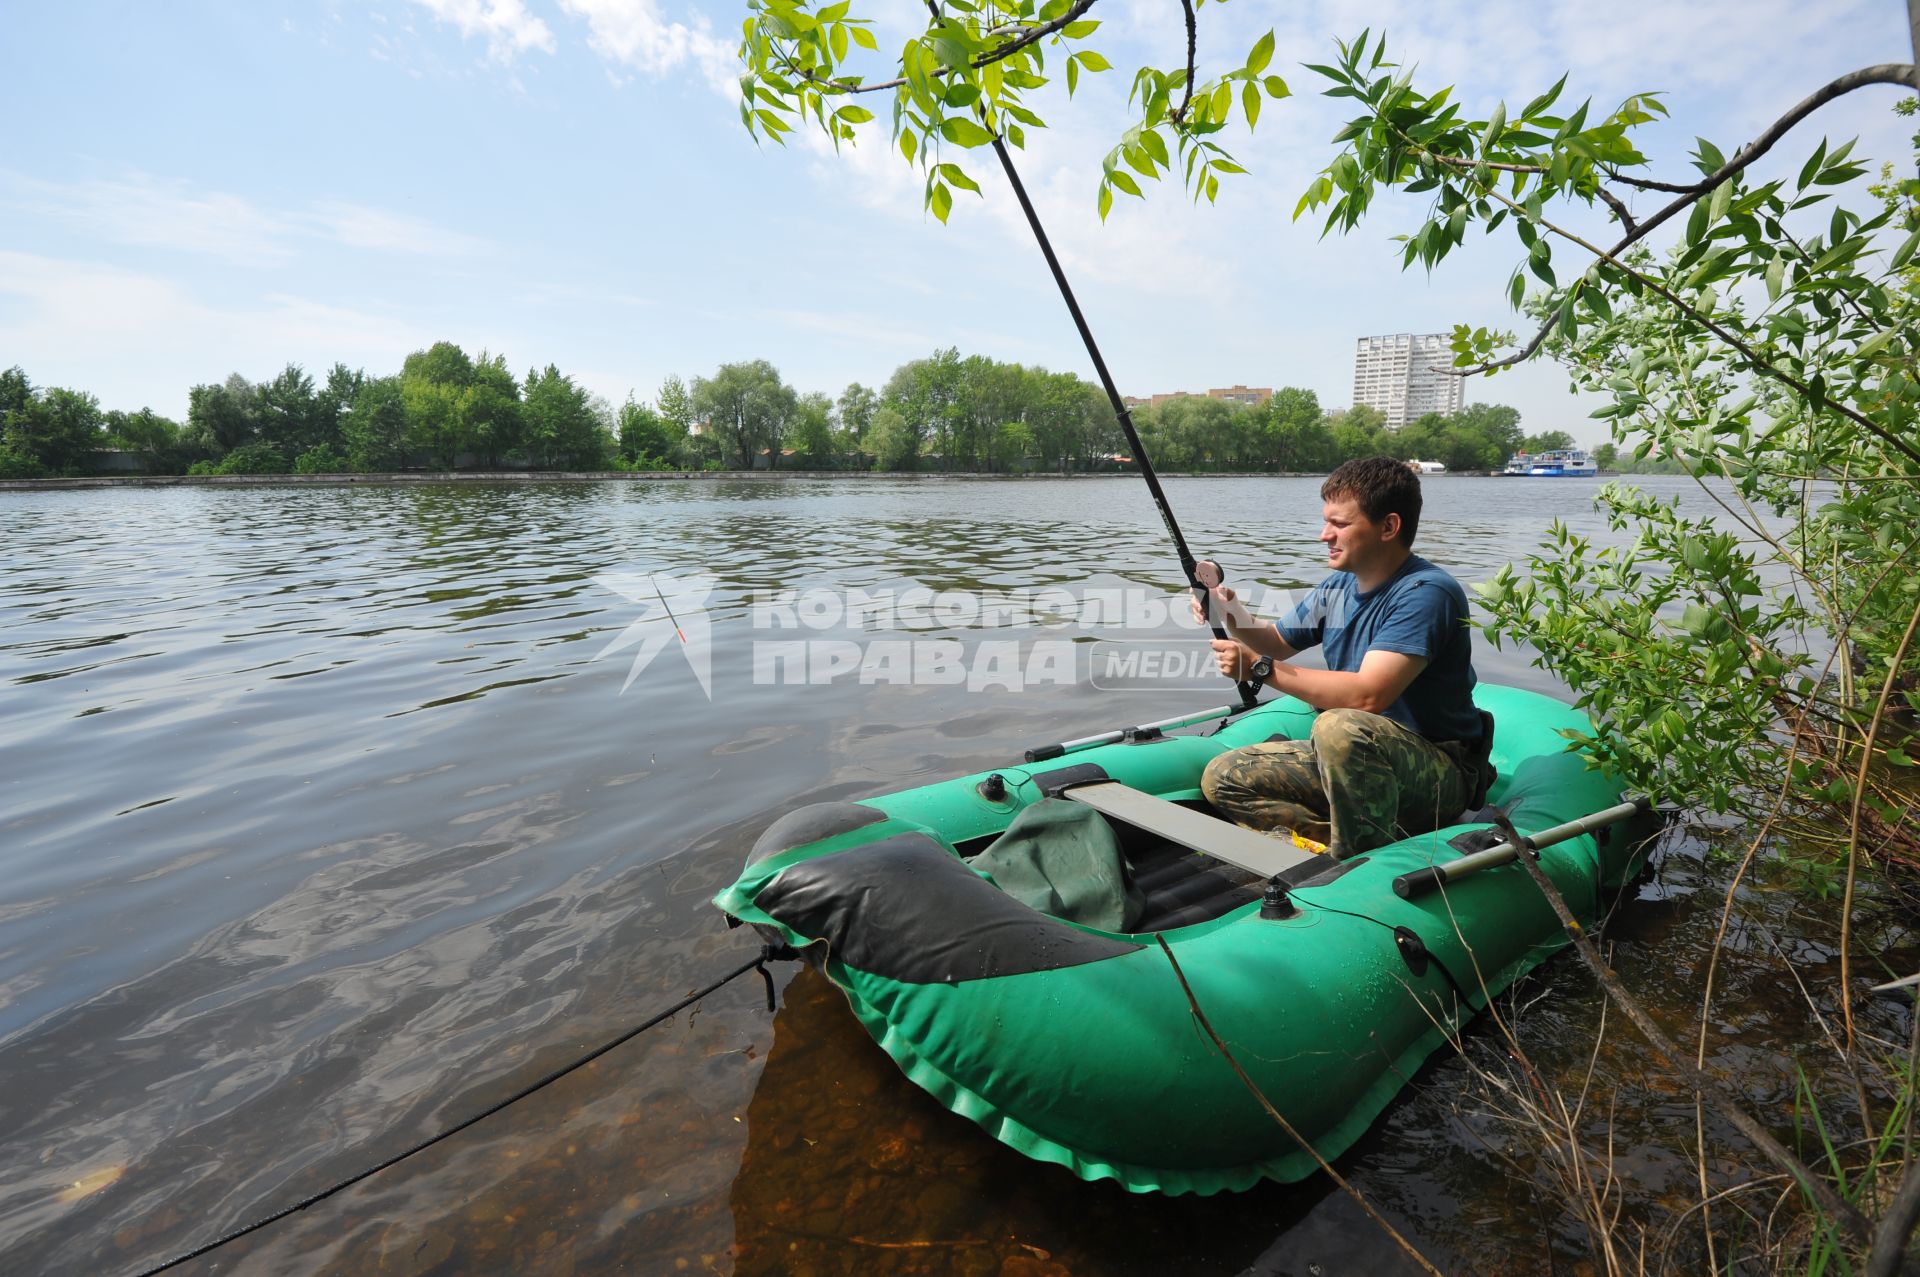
left=1210, top=638, right=1256, bottom=681
left=1191, top=582, right=1255, bottom=631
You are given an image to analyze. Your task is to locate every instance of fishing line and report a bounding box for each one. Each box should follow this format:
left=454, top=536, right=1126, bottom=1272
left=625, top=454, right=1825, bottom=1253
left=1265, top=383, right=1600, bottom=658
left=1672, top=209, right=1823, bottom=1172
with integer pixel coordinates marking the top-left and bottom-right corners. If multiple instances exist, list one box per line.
left=129, top=944, right=788, bottom=1277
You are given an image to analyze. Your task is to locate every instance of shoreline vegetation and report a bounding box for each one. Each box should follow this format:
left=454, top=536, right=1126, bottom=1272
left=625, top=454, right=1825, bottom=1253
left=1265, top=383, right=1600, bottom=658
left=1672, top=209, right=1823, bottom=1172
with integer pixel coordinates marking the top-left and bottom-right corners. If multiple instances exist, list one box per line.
left=0, top=466, right=1583, bottom=492
left=1, top=342, right=1668, bottom=487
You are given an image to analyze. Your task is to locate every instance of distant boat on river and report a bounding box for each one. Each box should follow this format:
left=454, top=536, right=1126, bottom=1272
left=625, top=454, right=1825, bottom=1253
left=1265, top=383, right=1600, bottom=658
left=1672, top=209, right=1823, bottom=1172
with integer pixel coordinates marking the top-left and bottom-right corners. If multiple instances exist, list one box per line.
left=1407, top=459, right=1447, bottom=474
left=1503, top=448, right=1598, bottom=477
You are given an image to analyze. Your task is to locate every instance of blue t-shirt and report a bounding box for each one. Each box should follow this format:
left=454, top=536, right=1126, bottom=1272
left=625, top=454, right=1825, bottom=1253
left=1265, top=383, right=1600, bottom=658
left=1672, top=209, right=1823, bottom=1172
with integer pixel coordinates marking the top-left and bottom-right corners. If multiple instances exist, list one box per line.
left=1272, top=554, right=1482, bottom=743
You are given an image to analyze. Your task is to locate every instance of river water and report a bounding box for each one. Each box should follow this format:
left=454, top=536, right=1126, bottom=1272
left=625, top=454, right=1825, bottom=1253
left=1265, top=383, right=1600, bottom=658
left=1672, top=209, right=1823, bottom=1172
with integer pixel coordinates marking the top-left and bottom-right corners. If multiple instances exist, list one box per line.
left=0, top=475, right=1905, bottom=1275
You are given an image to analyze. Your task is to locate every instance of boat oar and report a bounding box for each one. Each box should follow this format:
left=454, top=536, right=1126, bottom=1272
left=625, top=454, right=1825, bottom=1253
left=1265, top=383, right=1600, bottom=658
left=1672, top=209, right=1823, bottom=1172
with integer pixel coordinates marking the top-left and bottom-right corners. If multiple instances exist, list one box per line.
left=1024, top=702, right=1259, bottom=763
left=984, top=132, right=1261, bottom=709
left=1391, top=796, right=1653, bottom=899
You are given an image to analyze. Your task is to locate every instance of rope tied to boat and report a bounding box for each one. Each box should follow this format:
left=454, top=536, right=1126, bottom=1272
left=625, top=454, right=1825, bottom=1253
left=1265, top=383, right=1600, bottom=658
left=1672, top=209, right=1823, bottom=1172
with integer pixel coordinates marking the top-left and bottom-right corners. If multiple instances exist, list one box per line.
left=129, top=941, right=793, bottom=1277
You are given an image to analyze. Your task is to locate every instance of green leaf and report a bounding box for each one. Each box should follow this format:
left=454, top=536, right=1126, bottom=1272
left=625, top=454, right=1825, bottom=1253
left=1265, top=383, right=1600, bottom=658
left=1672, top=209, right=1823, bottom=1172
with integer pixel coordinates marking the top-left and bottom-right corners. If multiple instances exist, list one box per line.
left=1264, top=75, right=1290, bottom=99
left=1108, top=169, right=1142, bottom=197
left=830, top=22, right=847, bottom=62
left=1685, top=199, right=1709, bottom=246
left=1891, top=225, right=1920, bottom=270
left=1140, top=129, right=1169, bottom=167
left=900, top=129, right=917, bottom=163
left=930, top=181, right=953, bottom=223
left=850, top=24, right=878, bottom=51
left=938, top=162, right=982, bottom=194
left=1888, top=747, right=1916, bottom=768
left=1075, top=50, right=1111, bottom=72
left=1708, top=179, right=1733, bottom=224
left=939, top=116, right=995, bottom=148
left=1244, top=81, right=1261, bottom=128
left=817, top=1, right=851, bottom=21
left=1797, top=139, right=1828, bottom=191
left=1067, top=56, right=1079, bottom=95
left=930, top=36, right=971, bottom=70
left=1247, top=30, right=1275, bottom=75
left=944, top=82, right=980, bottom=108
left=1062, top=19, right=1100, bottom=37
left=1480, top=102, right=1505, bottom=154
left=1520, top=74, right=1566, bottom=120
left=1765, top=255, right=1785, bottom=300
left=1211, top=81, right=1231, bottom=121
left=1098, top=182, right=1113, bottom=221
left=835, top=104, right=875, bottom=124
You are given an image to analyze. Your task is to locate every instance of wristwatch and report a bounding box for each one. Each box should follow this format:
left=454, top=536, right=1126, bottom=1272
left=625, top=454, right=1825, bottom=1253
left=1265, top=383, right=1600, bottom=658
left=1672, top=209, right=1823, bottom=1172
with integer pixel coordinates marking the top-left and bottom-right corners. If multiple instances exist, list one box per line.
left=1248, top=655, right=1274, bottom=684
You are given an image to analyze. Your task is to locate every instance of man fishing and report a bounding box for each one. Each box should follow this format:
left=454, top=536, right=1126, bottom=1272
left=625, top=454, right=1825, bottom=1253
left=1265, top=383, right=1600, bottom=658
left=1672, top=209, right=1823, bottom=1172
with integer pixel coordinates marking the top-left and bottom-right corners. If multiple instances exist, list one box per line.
left=1192, top=456, right=1492, bottom=858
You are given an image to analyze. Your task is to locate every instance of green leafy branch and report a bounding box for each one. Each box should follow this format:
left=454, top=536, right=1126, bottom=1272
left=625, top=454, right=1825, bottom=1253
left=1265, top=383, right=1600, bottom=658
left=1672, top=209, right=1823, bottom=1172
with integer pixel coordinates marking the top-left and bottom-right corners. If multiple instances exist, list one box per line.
left=735, top=0, right=1289, bottom=222
left=1295, top=39, right=1920, bottom=468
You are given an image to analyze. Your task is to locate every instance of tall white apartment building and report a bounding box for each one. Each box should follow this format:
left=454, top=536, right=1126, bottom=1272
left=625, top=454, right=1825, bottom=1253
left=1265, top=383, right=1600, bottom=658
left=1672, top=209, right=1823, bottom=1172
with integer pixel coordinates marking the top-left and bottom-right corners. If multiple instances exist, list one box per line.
left=1352, top=333, right=1463, bottom=427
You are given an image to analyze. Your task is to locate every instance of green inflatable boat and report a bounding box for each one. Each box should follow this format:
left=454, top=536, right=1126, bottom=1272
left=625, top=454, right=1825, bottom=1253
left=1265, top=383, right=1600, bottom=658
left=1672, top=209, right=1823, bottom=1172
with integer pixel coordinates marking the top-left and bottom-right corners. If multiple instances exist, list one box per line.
left=714, top=684, right=1651, bottom=1195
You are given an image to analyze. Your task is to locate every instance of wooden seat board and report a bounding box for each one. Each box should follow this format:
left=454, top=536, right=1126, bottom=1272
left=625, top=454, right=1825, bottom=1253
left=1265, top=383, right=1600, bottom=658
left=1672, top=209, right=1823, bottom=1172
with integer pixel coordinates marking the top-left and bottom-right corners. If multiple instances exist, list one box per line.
left=1060, top=781, right=1323, bottom=880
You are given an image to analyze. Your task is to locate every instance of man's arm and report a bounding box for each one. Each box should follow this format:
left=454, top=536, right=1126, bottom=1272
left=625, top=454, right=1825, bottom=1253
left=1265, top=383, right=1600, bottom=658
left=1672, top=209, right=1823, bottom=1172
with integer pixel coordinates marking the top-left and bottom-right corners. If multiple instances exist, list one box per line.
left=1212, top=641, right=1428, bottom=715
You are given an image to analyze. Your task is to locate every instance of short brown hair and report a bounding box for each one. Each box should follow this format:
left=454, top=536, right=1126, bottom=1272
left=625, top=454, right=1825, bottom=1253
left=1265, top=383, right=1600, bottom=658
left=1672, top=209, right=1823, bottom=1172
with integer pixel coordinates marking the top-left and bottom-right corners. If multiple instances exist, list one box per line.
left=1322, top=456, right=1422, bottom=547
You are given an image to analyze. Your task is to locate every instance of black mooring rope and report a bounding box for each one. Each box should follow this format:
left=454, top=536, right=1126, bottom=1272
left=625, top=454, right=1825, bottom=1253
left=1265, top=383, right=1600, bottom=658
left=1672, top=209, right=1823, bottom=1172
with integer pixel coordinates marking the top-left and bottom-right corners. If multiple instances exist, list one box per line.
left=131, top=944, right=787, bottom=1277
left=983, top=131, right=1262, bottom=708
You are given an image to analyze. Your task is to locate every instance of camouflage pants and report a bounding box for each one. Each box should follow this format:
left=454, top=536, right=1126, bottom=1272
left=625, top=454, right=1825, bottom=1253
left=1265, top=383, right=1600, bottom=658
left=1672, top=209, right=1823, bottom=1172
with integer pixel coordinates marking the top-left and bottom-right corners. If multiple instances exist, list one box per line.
left=1200, top=708, right=1474, bottom=859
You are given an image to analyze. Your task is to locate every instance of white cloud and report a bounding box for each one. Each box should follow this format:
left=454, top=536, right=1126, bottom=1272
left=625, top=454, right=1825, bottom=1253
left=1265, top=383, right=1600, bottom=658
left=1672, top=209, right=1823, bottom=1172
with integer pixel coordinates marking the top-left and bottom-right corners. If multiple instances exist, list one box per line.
left=757, top=307, right=942, bottom=353
left=557, top=0, right=736, bottom=95
left=308, top=201, right=493, bottom=256
left=0, top=251, right=434, bottom=415
left=0, top=172, right=493, bottom=265
left=1, top=172, right=296, bottom=265
left=407, top=0, right=555, bottom=63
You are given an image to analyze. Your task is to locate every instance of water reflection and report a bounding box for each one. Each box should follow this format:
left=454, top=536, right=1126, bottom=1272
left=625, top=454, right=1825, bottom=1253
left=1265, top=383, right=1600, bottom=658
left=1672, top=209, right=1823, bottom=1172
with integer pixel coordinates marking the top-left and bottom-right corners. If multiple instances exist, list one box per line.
left=0, top=475, right=1868, bottom=1273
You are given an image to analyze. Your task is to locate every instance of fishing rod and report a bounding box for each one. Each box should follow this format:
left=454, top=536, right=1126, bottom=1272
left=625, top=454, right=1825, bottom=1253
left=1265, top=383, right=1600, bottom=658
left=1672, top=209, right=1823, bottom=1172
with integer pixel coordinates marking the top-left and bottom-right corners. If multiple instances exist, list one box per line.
left=984, top=131, right=1263, bottom=710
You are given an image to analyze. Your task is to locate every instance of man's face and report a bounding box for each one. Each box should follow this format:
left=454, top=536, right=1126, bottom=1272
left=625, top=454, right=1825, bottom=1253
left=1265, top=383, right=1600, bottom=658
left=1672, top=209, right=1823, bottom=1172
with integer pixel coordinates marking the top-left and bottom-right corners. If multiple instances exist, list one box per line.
left=1319, top=495, right=1400, bottom=576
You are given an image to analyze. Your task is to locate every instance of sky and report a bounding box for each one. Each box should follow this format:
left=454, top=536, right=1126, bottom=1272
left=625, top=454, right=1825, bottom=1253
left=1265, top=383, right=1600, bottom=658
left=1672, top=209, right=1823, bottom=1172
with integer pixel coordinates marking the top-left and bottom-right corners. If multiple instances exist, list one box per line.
left=2, top=0, right=1911, bottom=444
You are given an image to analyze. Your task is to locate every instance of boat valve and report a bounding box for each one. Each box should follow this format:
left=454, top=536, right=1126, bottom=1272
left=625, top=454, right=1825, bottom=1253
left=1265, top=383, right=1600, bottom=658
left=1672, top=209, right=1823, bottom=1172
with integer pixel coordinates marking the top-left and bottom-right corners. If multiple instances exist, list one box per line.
left=977, top=772, right=1008, bottom=802
left=1259, top=879, right=1299, bottom=920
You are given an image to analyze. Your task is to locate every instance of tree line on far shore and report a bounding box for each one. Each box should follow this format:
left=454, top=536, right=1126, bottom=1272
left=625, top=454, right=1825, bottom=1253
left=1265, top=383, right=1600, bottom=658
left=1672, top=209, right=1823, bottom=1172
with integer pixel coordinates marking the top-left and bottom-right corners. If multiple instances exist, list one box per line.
left=0, top=341, right=1647, bottom=480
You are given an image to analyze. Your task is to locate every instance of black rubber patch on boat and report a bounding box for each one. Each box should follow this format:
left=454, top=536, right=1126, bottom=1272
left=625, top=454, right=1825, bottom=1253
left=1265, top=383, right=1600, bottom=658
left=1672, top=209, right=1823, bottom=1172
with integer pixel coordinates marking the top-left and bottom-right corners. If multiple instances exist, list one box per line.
left=1030, top=762, right=1111, bottom=797
left=1446, top=826, right=1508, bottom=855
left=754, top=832, right=1144, bottom=984
left=748, top=802, right=887, bottom=865
left=1279, top=854, right=1368, bottom=889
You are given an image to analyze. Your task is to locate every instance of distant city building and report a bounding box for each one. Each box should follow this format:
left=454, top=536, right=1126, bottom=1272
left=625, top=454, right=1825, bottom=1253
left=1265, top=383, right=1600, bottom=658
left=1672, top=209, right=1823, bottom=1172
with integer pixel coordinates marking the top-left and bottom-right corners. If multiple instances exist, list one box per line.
left=1352, top=333, right=1462, bottom=427
left=1127, top=386, right=1274, bottom=410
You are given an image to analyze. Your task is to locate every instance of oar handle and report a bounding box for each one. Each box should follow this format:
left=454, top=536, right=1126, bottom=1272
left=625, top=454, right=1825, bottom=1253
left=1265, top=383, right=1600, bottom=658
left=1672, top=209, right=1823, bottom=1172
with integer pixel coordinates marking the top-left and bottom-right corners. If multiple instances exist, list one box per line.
left=1023, top=702, right=1256, bottom=763
left=1392, top=797, right=1653, bottom=899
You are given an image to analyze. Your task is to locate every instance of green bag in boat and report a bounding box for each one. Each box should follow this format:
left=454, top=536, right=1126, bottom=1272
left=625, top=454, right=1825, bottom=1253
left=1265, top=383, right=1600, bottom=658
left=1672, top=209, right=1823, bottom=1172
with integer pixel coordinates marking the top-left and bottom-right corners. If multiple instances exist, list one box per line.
left=972, top=797, right=1145, bottom=933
